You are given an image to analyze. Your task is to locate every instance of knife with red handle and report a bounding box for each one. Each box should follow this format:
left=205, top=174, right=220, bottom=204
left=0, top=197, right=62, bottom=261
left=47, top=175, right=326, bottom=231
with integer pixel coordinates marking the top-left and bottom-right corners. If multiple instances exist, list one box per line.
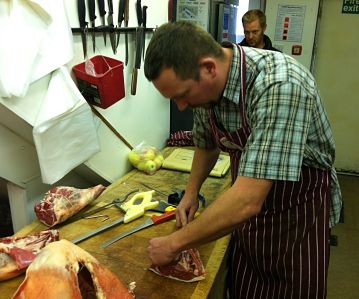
left=101, top=208, right=176, bottom=248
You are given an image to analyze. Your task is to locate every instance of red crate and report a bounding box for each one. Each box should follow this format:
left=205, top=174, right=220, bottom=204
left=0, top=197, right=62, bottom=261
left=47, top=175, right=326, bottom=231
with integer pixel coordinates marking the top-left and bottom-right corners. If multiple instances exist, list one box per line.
left=72, top=55, right=125, bottom=109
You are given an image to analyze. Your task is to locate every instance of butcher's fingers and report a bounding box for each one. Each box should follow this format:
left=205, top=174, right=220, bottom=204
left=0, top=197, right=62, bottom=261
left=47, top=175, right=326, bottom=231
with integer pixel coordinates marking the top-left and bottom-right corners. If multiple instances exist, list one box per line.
left=147, top=236, right=178, bottom=266
left=175, top=197, right=199, bottom=228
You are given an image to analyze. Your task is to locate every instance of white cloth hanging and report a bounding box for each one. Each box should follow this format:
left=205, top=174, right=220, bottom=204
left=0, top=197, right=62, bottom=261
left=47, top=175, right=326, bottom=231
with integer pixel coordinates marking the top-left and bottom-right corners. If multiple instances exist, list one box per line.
left=33, top=67, right=100, bottom=184
left=0, top=0, right=73, bottom=98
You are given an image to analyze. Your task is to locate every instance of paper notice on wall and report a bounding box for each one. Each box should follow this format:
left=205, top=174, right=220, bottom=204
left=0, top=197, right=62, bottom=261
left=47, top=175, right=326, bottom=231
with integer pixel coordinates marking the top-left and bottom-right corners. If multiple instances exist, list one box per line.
left=176, top=0, right=210, bottom=30
left=274, top=5, right=306, bottom=42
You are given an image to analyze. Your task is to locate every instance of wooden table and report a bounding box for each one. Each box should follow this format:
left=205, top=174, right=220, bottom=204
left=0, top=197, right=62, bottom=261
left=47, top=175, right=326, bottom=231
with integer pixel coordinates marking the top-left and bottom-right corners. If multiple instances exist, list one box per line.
left=1, top=147, right=232, bottom=299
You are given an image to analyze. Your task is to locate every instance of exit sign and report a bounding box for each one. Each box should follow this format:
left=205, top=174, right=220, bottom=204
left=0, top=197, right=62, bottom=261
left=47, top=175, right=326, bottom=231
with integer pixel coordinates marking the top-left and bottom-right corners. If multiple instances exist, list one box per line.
left=342, top=0, right=359, bottom=14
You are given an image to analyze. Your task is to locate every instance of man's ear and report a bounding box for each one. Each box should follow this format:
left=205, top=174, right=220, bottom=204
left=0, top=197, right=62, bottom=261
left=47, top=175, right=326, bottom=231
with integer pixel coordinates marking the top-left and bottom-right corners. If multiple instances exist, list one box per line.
left=199, top=57, right=217, bottom=78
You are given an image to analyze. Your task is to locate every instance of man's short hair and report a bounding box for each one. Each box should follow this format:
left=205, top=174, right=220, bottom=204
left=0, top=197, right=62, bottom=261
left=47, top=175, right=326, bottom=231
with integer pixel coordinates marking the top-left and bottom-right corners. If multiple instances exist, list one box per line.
left=242, top=9, right=267, bottom=29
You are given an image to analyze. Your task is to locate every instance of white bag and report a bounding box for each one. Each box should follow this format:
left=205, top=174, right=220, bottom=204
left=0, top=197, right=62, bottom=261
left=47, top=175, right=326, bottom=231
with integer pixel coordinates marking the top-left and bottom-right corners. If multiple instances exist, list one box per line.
left=33, top=67, right=100, bottom=184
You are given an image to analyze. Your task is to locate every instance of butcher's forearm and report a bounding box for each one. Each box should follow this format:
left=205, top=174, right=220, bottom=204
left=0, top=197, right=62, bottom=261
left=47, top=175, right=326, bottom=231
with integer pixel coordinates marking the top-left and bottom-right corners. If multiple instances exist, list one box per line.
left=170, top=176, right=273, bottom=252
left=185, top=147, right=220, bottom=195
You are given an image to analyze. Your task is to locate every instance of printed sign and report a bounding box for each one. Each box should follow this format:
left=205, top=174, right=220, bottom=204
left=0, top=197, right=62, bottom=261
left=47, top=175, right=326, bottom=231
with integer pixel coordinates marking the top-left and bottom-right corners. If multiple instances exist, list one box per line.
left=274, top=5, right=306, bottom=42
left=342, top=0, right=359, bottom=14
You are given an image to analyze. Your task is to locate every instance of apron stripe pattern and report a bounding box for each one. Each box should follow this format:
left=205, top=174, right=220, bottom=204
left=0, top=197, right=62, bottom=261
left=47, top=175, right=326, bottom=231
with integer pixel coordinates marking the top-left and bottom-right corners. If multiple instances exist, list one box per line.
left=208, top=45, right=331, bottom=299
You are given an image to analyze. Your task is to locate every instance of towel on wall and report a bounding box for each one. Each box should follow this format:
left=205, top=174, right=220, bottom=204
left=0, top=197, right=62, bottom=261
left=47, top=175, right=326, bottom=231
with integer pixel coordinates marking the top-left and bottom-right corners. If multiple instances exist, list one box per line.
left=33, top=67, right=100, bottom=184
left=0, top=0, right=73, bottom=98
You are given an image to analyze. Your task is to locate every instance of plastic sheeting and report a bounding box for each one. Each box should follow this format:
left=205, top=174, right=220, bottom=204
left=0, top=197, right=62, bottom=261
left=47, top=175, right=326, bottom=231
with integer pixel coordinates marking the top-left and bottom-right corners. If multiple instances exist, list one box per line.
left=33, top=67, right=100, bottom=184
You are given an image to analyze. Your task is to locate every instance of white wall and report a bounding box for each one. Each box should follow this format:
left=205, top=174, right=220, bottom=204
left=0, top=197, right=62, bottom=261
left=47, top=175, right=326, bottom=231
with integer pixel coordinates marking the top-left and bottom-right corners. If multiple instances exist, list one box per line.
left=314, top=0, right=359, bottom=173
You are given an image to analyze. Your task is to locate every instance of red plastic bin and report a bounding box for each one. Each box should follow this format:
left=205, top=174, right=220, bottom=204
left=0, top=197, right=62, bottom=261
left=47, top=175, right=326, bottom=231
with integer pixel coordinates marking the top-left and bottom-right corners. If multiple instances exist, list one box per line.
left=72, top=55, right=125, bottom=109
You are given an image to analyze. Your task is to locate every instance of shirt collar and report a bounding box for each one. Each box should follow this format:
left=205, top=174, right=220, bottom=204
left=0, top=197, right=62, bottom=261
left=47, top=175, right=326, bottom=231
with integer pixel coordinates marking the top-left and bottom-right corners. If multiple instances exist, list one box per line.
left=220, top=42, right=241, bottom=105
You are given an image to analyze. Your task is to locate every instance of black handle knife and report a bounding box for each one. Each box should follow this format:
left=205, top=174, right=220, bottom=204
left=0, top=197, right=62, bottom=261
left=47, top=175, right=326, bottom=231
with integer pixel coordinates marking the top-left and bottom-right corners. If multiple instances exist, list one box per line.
left=143, top=6, right=147, bottom=28
left=97, top=0, right=106, bottom=17
left=97, top=0, right=107, bottom=45
left=116, top=0, right=126, bottom=47
left=142, top=6, right=147, bottom=59
left=78, top=0, right=87, bottom=28
left=136, top=0, right=143, bottom=26
left=124, top=0, right=130, bottom=65
left=118, top=0, right=125, bottom=25
left=88, top=0, right=96, bottom=24
left=77, top=0, right=87, bottom=58
left=107, top=0, right=117, bottom=54
left=87, top=0, right=96, bottom=52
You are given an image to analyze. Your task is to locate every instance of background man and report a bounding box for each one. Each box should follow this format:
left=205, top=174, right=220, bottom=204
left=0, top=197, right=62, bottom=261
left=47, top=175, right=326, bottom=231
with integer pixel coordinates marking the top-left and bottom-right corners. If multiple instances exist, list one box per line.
left=239, top=9, right=280, bottom=51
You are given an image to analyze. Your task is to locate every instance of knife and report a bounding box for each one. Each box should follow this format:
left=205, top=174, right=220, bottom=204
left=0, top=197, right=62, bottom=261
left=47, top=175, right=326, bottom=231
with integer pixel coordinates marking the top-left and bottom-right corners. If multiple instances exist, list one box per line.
left=97, top=0, right=107, bottom=46
left=131, top=0, right=143, bottom=95
left=71, top=190, right=158, bottom=244
left=101, top=208, right=176, bottom=248
left=87, top=0, right=96, bottom=52
left=77, top=0, right=88, bottom=59
left=116, top=0, right=126, bottom=48
left=142, top=5, right=147, bottom=59
left=124, top=0, right=130, bottom=65
left=107, top=0, right=117, bottom=54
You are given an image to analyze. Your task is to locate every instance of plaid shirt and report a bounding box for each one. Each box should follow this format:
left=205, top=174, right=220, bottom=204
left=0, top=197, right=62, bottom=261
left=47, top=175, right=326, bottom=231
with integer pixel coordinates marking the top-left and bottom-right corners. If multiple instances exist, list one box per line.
left=193, top=44, right=342, bottom=227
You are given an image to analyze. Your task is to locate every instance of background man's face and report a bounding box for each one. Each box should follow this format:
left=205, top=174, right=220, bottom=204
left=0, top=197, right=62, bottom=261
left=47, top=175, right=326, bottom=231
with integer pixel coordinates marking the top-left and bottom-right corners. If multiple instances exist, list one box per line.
left=243, top=19, right=266, bottom=49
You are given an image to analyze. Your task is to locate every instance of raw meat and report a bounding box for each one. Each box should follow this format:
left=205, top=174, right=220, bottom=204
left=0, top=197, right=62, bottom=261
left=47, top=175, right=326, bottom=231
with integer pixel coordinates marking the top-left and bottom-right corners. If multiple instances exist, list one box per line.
left=34, top=184, right=106, bottom=226
left=12, top=239, right=136, bottom=299
left=149, top=248, right=206, bottom=282
left=0, top=229, right=59, bottom=281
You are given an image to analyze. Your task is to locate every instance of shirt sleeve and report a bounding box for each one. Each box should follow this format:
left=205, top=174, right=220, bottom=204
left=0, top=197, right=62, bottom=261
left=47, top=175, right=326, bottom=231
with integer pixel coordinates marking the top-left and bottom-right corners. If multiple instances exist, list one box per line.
left=239, top=82, right=314, bottom=181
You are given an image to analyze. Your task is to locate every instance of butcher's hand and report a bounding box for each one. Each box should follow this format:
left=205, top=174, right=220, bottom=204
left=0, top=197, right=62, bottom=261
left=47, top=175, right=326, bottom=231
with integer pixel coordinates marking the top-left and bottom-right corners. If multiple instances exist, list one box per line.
left=175, top=192, right=199, bottom=228
left=148, top=235, right=179, bottom=266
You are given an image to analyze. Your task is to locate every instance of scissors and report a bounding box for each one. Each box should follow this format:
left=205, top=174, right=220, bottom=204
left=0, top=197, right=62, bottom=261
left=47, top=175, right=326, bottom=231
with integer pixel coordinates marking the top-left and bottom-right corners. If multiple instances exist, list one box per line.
left=71, top=190, right=158, bottom=244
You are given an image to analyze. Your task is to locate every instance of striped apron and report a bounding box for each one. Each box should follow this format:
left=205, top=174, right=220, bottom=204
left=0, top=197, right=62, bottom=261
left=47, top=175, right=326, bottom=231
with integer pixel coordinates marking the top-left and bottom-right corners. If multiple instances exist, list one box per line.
left=209, top=45, right=331, bottom=299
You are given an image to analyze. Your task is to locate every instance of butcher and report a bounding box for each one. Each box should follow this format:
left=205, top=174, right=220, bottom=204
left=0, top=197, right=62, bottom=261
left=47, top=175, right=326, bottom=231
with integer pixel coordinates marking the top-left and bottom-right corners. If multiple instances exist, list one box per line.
left=144, top=21, right=342, bottom=298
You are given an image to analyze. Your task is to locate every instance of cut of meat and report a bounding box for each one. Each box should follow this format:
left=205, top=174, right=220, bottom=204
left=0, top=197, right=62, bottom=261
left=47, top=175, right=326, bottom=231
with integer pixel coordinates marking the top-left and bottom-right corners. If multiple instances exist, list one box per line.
left=0, top=229, right=59, bottom=281
left=149, top=248, right=206, bottom=282
left=12, top=239, right=136, bottom=299
left=34, top=184, right=106, bottom=226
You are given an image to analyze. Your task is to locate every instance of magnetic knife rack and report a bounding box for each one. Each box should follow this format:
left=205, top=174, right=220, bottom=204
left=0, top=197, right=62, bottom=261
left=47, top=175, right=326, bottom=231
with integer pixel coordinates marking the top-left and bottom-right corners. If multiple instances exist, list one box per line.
left=71, top=27, right=156, bottom=34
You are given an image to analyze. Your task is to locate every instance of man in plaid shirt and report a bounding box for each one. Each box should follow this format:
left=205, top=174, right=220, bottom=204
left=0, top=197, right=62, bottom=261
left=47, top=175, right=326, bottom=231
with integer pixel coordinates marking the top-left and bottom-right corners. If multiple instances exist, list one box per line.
left=144, top=21, right=342, bottom=298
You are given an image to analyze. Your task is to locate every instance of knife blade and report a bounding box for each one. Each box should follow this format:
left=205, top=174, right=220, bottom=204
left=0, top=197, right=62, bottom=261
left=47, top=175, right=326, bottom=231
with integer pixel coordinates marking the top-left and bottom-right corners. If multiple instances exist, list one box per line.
left=77, top=0, right=88, bottom=59
left=107, top=0, right=117, bottom=54
left=72, top=216, right=125, bottom=244
left=101, top=209, right=176, bottom=248
left=87, top=0, right=96, bottom=52
left=97, top=0, right=107, bottom=46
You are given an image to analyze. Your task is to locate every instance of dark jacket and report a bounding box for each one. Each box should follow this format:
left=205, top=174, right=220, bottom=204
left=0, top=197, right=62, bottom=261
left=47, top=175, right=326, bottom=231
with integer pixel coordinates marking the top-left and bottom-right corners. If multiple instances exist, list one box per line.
left=239, top=34, right=281, bottom=52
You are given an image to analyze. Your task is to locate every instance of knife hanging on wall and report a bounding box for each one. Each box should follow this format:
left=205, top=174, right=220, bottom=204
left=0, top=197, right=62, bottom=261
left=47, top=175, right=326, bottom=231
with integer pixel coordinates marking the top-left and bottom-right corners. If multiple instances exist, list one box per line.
left=87, top=0, right=97, bottom=52
left=107, top=0, right=117, bottom=54
left=97, top=0, right=107, bottom=45
left=131, top=0, right=144, bottom=95
left=116, top=0, right=126, bottom=48
left=142, top=5, right=147, bottom=59
left=124, top=0, right=130, bottom=65
left=77, top=0, right=88, bottom=59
